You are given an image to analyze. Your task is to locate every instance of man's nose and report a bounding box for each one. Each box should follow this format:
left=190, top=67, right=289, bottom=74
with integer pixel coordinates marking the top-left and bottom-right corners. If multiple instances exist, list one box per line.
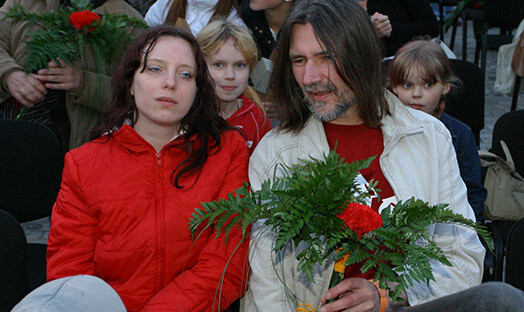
left=302, top=61, right=322, bottom=86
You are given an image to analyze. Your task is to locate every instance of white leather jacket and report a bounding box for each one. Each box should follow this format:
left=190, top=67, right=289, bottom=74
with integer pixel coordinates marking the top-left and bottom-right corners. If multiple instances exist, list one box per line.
left=241, top=91, right=485, bottom=311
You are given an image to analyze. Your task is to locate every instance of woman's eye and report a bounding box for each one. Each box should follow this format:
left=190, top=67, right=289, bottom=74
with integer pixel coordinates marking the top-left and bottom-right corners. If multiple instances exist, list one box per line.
left=180, top=72, right=192, bottom=79
left=148, top=66, right=161, bottom=73
left=236, top=63, right=246, bottom=68
left=425, top=83, right=433, bottom=88
left=213, top=63, right=223, bottom=68
left=402, top=83, right=411, bottom=88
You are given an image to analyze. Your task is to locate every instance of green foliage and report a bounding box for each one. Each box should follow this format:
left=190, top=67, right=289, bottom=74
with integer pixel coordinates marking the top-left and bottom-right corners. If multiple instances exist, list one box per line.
left=2, top=0, right=148, bottom=73
left=188, top=150, right=492, bottom=302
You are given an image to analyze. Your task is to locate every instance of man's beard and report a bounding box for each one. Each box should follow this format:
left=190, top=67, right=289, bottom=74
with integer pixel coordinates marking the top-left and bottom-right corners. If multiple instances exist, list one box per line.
left=303, top=82, right=355, bottom=122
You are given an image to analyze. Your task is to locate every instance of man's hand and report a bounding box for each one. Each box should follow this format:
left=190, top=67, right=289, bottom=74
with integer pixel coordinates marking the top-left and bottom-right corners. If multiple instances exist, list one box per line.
left=6, top=70, right=47, bottom=107
left=34, top=59, right=82, bottom=91
left=320, top=278, right=380, bottom=312
left=371, top=12, right=392, bottom=38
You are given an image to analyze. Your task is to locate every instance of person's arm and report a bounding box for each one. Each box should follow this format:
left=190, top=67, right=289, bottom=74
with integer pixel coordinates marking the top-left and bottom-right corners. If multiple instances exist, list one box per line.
left=46, top=152, right=98, bottom=280
left=405, top=127, right=484, bottom=306
left=140, top=134, right=250, bottom=312
left=455, top=126, right=486, bottom=221
left=0, top=0, right=46, bottom=104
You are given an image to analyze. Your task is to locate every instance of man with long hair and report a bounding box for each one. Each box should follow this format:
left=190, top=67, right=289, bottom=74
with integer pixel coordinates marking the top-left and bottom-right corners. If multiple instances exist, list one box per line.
left=243, top=0, right=524, bottom=311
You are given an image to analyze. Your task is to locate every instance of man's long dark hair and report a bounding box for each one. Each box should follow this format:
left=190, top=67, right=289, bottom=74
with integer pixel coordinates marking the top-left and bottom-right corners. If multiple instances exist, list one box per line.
left=270, top=0, right=389, bottom=132
left=88, top=25, right=229, bottom=188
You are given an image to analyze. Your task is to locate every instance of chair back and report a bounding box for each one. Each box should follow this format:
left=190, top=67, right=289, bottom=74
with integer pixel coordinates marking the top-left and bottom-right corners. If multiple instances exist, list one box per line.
left=0, top=119, right=63, bottom=223
left=491, top=110, right=524, bottom=176
left=446, top=59, right=485, bottom=146
left=505, top=217, right=524, bottom=291
left=484, top=0, right=524, bottom=30
left=0, top=209, right=29, bottom=311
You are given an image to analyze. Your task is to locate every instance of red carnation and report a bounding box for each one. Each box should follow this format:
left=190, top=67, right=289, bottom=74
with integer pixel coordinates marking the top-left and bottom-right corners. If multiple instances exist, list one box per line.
left=338, top=202, right=383, bottom=279
left=337, top=202, right=383, bottom=238
left=473, top=2, right=482, bottom=9
left=69, top=10, right=100, bottom=32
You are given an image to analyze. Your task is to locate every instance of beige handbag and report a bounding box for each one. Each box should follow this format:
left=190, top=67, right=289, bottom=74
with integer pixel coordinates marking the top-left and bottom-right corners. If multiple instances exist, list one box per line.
left=480, top=141, right=524, bottom=221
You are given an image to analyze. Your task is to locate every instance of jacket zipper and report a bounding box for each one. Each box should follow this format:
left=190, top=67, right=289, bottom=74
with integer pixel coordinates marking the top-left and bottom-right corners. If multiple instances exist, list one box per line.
left=155, top=152, right=166, bottom=290
left=156, top=152, right=162, bottom=171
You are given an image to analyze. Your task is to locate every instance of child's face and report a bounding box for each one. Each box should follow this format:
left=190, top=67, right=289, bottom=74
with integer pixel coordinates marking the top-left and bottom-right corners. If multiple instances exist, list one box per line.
left=392, top=66, right=450, bottom=116
left=205, top=37, right=249, bottom=107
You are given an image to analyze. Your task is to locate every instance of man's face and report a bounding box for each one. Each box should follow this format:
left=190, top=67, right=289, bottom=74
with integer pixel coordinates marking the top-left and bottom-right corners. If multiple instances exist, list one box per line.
left=289, top=23, right=356, bottom=124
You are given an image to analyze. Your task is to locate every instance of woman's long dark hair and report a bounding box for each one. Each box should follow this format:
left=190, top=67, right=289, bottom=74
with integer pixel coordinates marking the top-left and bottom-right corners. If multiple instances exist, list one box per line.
left=88, top=25, right=230, bottom=188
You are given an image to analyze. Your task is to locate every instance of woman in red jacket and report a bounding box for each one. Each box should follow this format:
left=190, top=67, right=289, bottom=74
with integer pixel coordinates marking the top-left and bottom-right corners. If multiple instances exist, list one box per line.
left=197, top=18, right=272, bottom=154
left=45, top=25, right=250, bottom=312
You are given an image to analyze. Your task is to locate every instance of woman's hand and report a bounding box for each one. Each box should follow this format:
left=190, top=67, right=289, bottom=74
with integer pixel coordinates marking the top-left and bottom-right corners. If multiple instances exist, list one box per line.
left=35, top=59, right=82, bottom=91
left=371, top=12, right=392, bottom=38
left=320, top=278, right=380, bottom=312
left=6, top=70, right=47, bottom=107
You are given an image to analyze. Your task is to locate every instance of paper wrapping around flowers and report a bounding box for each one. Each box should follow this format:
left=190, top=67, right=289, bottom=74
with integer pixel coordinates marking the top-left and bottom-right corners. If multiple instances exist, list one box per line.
left=296, top=303, right=318, bottom=312
left=333, top=251, right=349, bottom=274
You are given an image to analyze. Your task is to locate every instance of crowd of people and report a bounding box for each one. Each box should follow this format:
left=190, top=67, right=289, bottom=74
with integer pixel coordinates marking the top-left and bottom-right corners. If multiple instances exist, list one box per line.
left=2, top=0, right=524, bottom=311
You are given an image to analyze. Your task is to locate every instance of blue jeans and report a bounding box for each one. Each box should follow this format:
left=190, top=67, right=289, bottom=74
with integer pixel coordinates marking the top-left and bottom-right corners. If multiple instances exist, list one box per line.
left=403, top=282, right=524, bottom=312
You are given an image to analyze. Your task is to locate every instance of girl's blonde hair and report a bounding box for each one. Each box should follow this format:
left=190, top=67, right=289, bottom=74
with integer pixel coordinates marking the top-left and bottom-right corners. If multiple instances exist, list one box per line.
left=197, top=18, right=264, bottom=111
left=388, top=39, right=460, bottom=116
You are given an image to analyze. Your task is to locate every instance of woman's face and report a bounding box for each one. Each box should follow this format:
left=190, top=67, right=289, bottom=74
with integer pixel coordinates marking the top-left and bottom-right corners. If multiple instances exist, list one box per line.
left=130, top=36, right=197, bottom=136
left=205, top=37, right=249, bottom=107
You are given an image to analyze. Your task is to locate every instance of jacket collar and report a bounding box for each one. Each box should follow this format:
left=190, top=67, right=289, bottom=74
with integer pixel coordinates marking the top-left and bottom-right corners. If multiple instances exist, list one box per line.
left=292, top=89, right=426, bottom=159
left=111, top=125, right=185, bottom=155
left=380, top=90, right=424, bottom=151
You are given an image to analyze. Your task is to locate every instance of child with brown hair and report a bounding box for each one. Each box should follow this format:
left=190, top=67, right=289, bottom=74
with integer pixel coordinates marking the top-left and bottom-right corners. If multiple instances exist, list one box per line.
left=388, top=39, right=486, bottom=221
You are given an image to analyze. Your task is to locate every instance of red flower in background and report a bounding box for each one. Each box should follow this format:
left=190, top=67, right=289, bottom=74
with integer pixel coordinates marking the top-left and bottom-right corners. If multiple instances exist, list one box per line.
left=69, top=10, right=100, bottom=32
left=337, top=202, right=383, bottom=238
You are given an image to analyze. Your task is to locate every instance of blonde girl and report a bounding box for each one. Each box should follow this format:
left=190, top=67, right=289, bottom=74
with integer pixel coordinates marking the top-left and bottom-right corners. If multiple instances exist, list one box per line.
left=198, top=18, right=272, bottom=154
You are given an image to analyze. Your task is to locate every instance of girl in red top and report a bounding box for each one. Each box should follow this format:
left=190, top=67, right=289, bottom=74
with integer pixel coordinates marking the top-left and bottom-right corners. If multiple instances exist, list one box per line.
left=46, top=25, right=249, bottom=311
left=198, top=18, right=272, bottom=154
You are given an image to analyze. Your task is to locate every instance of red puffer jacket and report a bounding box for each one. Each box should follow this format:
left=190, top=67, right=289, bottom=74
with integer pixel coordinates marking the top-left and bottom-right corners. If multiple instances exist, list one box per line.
left=47, top=125, right=250, bottom=312
left=227, top=96, right=272, bottom=155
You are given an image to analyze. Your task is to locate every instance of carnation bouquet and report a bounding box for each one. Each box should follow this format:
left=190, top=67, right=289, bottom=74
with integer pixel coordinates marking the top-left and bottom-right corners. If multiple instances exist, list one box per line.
left=2, top=0, right=147, bottom=118
left=189, top=150, right=491, bottom=304
left=3, top=0, right=147, bottom=73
